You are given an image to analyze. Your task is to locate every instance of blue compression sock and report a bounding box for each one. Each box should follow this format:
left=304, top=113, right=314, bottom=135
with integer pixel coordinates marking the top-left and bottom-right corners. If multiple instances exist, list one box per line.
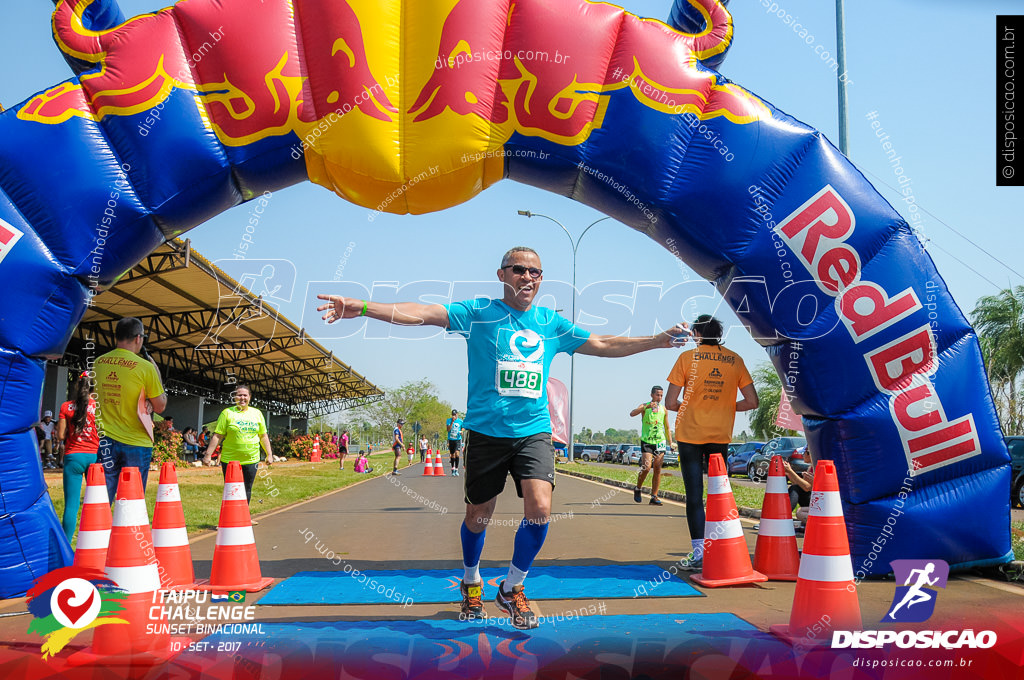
left=461, top=521, right=486, bottom=583
left=505, top=519, right=549, bottom=589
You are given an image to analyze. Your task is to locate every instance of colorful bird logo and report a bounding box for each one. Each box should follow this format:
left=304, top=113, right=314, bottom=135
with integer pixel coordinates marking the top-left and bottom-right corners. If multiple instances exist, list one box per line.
left=25, top=566, right=129, bottom=659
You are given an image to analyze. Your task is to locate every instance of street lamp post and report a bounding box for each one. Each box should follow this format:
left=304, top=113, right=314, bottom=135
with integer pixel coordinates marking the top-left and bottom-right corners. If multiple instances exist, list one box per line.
left=517, top=210, right=611, bottom=462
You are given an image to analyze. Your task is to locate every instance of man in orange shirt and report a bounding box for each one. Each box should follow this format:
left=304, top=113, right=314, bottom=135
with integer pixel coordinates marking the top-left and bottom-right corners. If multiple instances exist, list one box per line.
left=665, top=315, right=758, bottom=570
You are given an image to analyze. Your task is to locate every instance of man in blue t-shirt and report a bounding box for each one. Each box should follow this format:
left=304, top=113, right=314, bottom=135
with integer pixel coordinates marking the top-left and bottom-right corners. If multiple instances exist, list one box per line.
left=317, top=246, right=687, bottom=629
left=447, top=409, right=464, bottom=477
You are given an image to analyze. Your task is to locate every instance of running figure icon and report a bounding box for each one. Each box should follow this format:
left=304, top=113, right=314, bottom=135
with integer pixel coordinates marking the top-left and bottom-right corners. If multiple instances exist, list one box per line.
left=886, top=562, right=939, bottom=620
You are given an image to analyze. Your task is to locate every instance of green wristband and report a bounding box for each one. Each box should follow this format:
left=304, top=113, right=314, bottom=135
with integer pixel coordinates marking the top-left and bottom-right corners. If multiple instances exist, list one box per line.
left=360, top=300, right=368, bottom=316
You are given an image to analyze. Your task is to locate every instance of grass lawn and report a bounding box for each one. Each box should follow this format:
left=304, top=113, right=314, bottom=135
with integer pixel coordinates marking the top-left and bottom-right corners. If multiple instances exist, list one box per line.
left=558, top=462, right=768, bottom=510
left=46, top=452, right=405, bottom=547
left=1013, top=521, right=1024, bottom=561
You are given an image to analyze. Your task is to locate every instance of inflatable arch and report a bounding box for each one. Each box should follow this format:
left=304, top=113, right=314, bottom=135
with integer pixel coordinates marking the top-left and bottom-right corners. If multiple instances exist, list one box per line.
left=0, top=0, right=1010, bottom=596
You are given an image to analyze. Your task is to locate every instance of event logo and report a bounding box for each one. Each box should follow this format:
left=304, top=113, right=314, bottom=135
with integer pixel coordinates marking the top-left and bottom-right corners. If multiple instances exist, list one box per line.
left=883, top=559, right=949, bottom=623
left=509, top=330, right=544, bottom=362
left=833, top=558, right=997, bottom=651
left=25, top=566, right=128, bottom=659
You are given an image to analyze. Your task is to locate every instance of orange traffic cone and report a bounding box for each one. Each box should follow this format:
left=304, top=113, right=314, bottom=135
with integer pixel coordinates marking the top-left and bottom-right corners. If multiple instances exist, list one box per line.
left=311, top=435, right=322, bottom=462
left=69, top=467, right=185, bottom=666
left=196, top=461, right=274, bottom=592
left=691, top=453, right=767, bottom=588
left=771, top=460, right=861, bottom=641
left=422, top=450, right=436, bottom=476
left=73, top=463, right=111, bottom=572
left=432, top=450, right=444, bottom=476
left=153, top=462, right=195, bottom=589
left=753, top=455, right=801, bottom=581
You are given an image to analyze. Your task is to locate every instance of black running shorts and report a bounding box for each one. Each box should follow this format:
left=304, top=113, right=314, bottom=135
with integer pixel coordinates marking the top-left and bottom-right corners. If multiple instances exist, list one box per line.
left=464, top=431, right=554, bottom=505
left=448, top=439, right=461, bottom=455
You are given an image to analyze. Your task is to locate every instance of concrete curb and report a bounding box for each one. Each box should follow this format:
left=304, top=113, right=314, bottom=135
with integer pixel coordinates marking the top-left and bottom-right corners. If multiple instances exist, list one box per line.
left=556, top=468, right=763, bottom=520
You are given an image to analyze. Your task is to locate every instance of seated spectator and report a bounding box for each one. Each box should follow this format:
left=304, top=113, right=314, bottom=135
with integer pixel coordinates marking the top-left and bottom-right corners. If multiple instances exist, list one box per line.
left=182, top=427, right=200, bottom=461
left=35, top=410, right=58, bottom=469
left=354, top=450, right=371, bottom=473
left=782, top=447, right=814, bottom=530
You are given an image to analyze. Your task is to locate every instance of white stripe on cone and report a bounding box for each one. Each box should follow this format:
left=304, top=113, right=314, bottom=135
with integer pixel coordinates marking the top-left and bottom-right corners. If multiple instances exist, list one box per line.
left=157, top=484, right=181, bottom=502
left=765, top=476, right=788, bottom=494
left=112, top=499, right=149, bottom=527
left=105, top=564, right=161, bottom=594
left=152, top=527, right=189, bottom=547
left=222, top=482, right=246, bottom=502
left=216, top=525, right=256, bottom=546
left=797, top=553, right=855, bottom=582
left=83, top=486, right=109, bottom=504
left=707, top=476, right=731, bottom=495
left=757, top=518, right=796, bottom=537
left=704, top=519, right=744, bottom=540
left=76, top=529, right=111, bottom=550
left=810, top=491, right=844, bottom=517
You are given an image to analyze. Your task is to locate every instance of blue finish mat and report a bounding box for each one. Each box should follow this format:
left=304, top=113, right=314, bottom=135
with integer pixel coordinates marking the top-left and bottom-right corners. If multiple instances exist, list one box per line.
left=256, top=565, right=702, bottom=605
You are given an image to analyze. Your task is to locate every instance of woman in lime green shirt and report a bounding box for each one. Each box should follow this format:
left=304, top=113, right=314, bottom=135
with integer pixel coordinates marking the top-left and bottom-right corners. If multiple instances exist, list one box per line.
left=203, top=385, right=273, bottom=504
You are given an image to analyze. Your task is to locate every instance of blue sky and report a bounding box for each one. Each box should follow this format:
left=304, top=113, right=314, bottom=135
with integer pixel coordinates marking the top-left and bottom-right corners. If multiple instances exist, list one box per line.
left=2, top=1, right=1020, bottom=437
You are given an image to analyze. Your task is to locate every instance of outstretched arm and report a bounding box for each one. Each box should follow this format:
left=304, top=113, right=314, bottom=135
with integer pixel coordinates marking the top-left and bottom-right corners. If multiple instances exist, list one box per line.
left=576, top=323, right=689, bottom=358
left=316, top=295, right=449, bottom=328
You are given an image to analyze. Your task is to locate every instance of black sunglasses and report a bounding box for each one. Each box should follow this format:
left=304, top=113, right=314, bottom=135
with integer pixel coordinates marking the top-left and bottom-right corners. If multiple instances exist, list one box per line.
left=502, top=264, right=543, bottom=278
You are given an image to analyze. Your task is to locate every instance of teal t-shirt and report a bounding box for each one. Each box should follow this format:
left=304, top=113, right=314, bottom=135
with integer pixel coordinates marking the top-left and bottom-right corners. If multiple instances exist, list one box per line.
left=447, top=417, right=464, bottom=441
left=444, top=298, right=590, bottom=438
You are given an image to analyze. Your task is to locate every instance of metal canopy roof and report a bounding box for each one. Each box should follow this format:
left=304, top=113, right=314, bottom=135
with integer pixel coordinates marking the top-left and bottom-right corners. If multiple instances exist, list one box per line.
left=65, top=240, right=383, bottom=417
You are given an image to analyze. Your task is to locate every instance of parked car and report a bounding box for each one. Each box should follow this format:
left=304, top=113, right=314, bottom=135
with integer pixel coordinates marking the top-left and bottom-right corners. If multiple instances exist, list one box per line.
left=725, top=441, right=764, bottom=477
left=623, top=445, right=643, bottom=465
left=573, top=444, right=603, bottom=461
left=661, top=445, right=679, bottom=467
left=748, top=436, right=808, bottom=482
left=599, top=444, right=620, bottom=462
left=1008, top=436, right=1024, bottom=508
left=614, top=443, right=633, bottom=463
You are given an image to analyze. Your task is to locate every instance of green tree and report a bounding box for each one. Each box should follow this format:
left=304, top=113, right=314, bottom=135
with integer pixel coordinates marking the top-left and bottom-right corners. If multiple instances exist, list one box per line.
left=749, top=364, right=798, bottom=441
left=971, top=287, right=1024, bottom=434
left=350, top=379, right=454, bottom=447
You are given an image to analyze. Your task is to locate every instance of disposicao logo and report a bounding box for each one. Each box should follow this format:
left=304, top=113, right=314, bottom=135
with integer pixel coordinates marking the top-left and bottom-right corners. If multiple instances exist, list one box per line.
left=883, top=559, right=948, bottom=623
left=832, top=558, right=997, bottom=650
left=25, top=566, right=129, bottom=659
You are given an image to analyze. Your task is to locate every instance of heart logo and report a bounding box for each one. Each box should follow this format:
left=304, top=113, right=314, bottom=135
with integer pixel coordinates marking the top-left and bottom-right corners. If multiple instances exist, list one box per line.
left=509, top=330, right=543, bottom=362
left=56, top=587, right=96, bottom=628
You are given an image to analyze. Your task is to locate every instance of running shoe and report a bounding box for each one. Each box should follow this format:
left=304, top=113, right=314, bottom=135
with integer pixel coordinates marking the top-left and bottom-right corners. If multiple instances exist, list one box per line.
left=460, top=580, right=486, bottom=620
left=495, top=581, right=539, bottom=630
left=633, top=487, right=642, bottom=503
left=392, top=470, right=401, bottom=476
left=649, top=497, right=663, bottom=506
left=679, top=554, right=703, bottom=571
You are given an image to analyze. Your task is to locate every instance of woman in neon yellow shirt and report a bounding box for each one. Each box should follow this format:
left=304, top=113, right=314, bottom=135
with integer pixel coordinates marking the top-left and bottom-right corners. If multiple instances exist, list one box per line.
left=203, top=385, right=273, bottom=504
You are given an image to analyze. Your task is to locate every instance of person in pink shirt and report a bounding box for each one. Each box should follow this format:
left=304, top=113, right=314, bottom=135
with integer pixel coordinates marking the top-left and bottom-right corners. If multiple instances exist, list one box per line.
left=339, top=430, right=350, bottom=469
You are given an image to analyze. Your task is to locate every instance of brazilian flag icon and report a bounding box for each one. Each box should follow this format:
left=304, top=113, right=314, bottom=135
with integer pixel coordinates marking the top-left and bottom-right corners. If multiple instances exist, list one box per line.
left=228, top=591, right=245, bottom=603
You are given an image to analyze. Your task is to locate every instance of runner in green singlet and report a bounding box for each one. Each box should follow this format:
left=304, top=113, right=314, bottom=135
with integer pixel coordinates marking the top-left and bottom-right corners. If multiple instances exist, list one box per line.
left=629, top=385, right=673, bottom=505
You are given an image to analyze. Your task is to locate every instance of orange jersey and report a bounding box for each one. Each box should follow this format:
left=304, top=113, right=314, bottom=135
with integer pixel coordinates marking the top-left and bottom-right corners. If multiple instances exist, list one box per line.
left=667, top=345, right=752, bottom=445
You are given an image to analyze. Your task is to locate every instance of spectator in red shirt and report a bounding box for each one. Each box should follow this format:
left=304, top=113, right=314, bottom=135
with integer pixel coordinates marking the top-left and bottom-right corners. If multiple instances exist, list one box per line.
left=56, top=372, right=100, bottom=541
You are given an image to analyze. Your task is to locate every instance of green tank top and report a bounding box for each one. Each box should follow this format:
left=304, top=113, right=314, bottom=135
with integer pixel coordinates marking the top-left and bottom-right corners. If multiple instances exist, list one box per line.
left=641, top=403, right=667, bottom=444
